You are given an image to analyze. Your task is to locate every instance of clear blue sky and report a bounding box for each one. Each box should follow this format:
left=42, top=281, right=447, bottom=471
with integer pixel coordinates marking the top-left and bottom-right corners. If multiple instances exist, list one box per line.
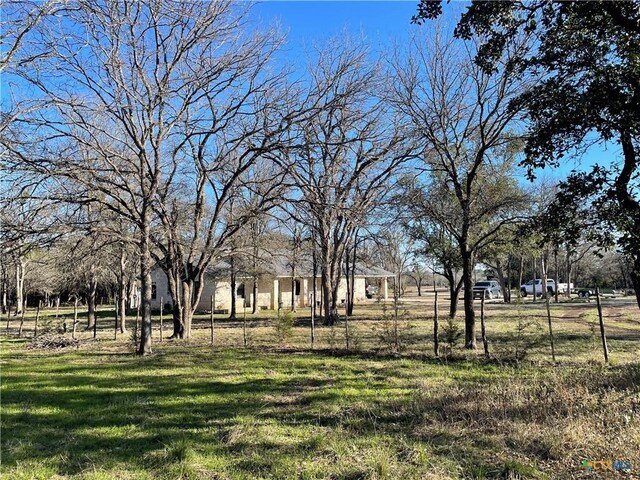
left=252, top=1, right=619, bottom=183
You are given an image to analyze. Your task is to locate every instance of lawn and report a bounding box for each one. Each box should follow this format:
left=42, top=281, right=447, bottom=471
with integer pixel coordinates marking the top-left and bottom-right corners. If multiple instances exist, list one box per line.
left=2, top=294, right=639, bottom=479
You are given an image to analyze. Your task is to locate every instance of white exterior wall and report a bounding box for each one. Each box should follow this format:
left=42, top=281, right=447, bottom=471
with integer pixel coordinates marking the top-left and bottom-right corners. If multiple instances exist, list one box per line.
left=150, top=268, right=384, bottom=312
left=150, top=268, right=233, bottom=312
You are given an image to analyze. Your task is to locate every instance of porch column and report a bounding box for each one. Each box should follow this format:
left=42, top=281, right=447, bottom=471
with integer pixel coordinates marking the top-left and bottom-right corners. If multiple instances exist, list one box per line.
left=383, top=277, right=389, bottom=301
left=302, top=278, right=308, bottom=307
left=271, top=279, right=279, bottom=310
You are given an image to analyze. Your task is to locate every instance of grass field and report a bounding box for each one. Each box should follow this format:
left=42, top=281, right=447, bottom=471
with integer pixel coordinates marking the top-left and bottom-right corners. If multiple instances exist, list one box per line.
left=2, top=292, right=639, bottom=479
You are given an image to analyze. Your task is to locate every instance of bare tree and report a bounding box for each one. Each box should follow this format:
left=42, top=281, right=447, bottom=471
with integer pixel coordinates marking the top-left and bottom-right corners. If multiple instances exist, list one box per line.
left=6, top=0, right=292, bottom=352
left=286, top=39, right=415, bottom=324
left=407, top=262, right=430, bottom=297
left=390, top=32, right=531, bottom=348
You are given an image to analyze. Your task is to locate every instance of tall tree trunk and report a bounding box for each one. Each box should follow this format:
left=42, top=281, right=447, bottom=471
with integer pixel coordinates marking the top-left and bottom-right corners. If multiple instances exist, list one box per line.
left=446, top=271, right=462, bottom=319
left=291, top=263, right=296, bottom=312
left=330, top=280, right=340, bottom=324
left=229, top=256, right=237, bottom=320
left=252, top=276, right=258, bottom=314
left=15, top=256, right=25, bottom=315
left=347, top=235, right=357, bottom=316
left=541, top=253, right=556, bottom=362
left=532, top=256, right=538, bottom=302
left=617, top=130, right=640, bottom=309
left=554, top=249, right=560, bottom=303
left=345, top=253, right=351, bottom=318
left=505, top=254, right=512, bottom=303
left=1, top=264, right=7, bottom=315
left=164, top=265, right=184, bottom=339
left=118, top=249, right=127, bottom=333
left=461, top=246, right=476, bottom=349
left=494, top=259, right=510, bottom=303
left=517, top=255, right=524, bottom=300
left=87, top=273, right=97, bottom=329
left=252, top=242, right=258, bottom=314
left=630, top=255, right=640, bottom=309
left=180, top=279, right=193, bottom=339
left=137, top=215, right=153, bottom=356
left=565, top=247, right=572, bottom=299
left=311, top=241, right=317, bottom=346
left=321, top=268, right=330, bottom=324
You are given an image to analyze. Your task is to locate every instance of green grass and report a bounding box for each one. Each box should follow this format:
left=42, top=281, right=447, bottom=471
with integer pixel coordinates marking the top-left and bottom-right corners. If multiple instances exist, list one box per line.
left=2, top=331, right=640, bottom=479
left=2, top=295, right=639, bottom=478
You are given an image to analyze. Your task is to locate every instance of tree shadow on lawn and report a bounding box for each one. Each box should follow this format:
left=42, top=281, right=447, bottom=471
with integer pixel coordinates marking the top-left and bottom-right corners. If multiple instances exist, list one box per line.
left=2, top=366, right=337, bottom=476
left=3, top=346, right=639, bottom=478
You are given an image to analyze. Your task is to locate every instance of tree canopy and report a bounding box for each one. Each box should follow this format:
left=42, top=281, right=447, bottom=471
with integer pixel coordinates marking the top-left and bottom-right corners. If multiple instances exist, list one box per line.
left=414, top=0, right=640, bottom=308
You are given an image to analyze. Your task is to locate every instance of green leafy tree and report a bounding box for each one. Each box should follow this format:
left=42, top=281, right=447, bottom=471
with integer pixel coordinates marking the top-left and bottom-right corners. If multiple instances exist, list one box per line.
left=414, top=1, right=640, bottom=308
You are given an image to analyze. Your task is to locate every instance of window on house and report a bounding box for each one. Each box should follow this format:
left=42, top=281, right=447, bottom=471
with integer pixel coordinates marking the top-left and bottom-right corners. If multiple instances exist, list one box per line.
left=151, top=283, right=157, bottom=300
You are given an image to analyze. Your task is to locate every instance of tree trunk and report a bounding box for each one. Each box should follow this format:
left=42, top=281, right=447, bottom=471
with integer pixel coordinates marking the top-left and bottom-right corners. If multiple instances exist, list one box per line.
left=565, top=247, right=572, bottom=299
left=347, top=236, right=357, bottom=316
left=118, top=245, right=127, bottom=333
left=532, top=256, right=538, bottom=302
left=542, top=254, right=556, bottom=362
left=517, top=255, right=524, bottom=300
left=137, top=220, right=153, bottom=355
left=229, top=256, right=237, bottom=320
left=180, top=280, right=193, bottom=339
left=505, top=254, right=512, bottom=303
left=291, top=263, right=296, bottom=312
left=252, top=276, right=258, bottom=314
left=87, top=274, right=97, bottom=329
left=15, top=257, right=25, bottom=315
left=494, top=259, right=510, bottom=303
left=433, top=289, right=439, bottom=357
left=311, top=243, right=317, bottom=347
left=321, top=265, right=331, bottom=325
left=164, top=267, right=183, bottom=338
left=1, top=264, right=7, bottom=315
left=345, top=255, right=351, bottom=320
left=554, top=249, right=560, bottom=303
left=617, top=130, right=640, bottom=310
left=630, top=255, right=640, bottom=310
left=461, top=247, right=476, bottom=349
left=447, top=273, right=462, bottom=319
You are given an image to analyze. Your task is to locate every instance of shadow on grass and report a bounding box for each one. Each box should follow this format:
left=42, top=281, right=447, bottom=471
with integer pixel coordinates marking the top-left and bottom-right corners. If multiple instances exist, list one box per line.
left=2, top=342, right=639, bottom=478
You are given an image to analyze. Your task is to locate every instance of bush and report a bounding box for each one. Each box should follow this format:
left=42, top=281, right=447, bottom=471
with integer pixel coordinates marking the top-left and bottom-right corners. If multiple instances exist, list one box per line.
left=439, top=317, right=462, bottom=359
left=274, top=311, right=294, bottom=346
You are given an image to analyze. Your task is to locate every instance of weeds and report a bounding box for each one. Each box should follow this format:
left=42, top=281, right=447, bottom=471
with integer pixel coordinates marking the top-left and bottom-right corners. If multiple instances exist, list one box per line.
left=274, top=310, right=295, bottom=346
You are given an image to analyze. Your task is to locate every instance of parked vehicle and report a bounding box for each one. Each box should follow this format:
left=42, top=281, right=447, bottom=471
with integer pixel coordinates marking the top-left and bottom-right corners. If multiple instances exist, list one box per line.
left=556, top=282, right=574, bottom=294
left=473, top=280, right=502, bottom=300
left=577, top=288, right=595, bottom=298
left=365, top=284, right=377, bottom=299
left=520, top=279, right=556, bottom=297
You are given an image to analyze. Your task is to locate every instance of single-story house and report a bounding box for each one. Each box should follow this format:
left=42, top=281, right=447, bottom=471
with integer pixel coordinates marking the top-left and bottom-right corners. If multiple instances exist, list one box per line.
left=150, top=258, right=393, bottom=312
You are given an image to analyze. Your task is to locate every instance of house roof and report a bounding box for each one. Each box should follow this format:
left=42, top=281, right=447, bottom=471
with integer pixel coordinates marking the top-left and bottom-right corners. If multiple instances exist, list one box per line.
left=156, top=257, right=393, bottom=280
left=268, top=256, right=393, bottom=278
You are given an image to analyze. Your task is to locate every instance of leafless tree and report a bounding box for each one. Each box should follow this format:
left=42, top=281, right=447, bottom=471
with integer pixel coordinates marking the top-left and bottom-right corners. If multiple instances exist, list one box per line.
left=4, top=0, right=293, bottom=352
left=390, top=31, right=531, bottom=348
left=285, top=39, right=416, bottom=324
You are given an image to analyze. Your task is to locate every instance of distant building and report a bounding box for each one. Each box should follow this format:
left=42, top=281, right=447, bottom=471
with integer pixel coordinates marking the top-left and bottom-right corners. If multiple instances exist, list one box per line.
left=150, top=258, right=392, bottom=312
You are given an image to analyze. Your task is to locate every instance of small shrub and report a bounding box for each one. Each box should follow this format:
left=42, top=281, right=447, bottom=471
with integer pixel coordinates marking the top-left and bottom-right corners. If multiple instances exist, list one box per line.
left=374, top=301, right=413, bottom=354
left=439, top=317, right=462, bottom=358
left=274, top=310, right=294, bottom=346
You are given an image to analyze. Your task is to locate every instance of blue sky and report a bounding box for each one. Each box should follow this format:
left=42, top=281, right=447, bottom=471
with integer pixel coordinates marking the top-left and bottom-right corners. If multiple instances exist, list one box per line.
left=1, top=1, right=618, bottom=183
left=252, top=1, right=619, bottom=183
